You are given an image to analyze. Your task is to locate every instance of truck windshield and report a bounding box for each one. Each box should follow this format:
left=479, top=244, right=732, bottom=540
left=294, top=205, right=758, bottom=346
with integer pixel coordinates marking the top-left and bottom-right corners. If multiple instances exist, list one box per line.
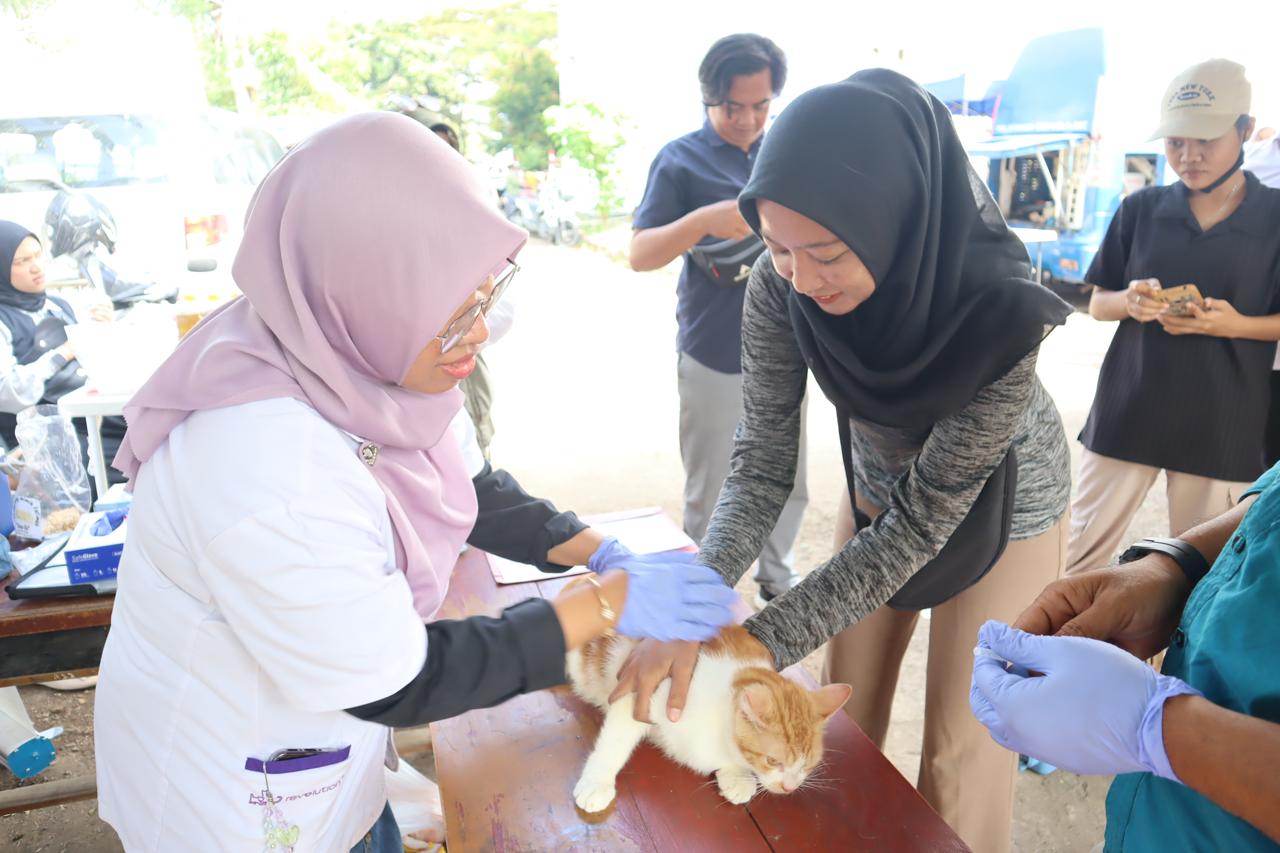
left=0, top=115, right=169, bottom=192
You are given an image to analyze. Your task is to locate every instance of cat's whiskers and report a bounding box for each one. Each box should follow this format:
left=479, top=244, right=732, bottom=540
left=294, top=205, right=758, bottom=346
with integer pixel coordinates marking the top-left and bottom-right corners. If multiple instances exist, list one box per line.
left=693, top=777, right=721, bottom=796
left=797, top=776, right=838, bottom=793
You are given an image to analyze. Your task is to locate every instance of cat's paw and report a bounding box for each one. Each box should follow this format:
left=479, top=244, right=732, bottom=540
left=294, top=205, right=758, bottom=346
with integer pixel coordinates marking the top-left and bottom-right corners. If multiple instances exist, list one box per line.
left=715, top=769, right=757, bottom=804
left=573, top=775, right=617, bottom=813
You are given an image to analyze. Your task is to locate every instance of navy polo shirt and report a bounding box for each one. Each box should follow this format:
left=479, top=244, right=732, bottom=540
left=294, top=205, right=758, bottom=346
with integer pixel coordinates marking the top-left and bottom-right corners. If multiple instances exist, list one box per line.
left=1080, top=172, right=1280, bottom=482
left=633, top=120, right=761, bottom=375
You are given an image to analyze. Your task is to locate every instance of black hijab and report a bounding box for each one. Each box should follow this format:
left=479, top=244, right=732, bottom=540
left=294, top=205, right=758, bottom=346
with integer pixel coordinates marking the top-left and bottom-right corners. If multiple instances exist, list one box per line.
left=739, top=69, right=1071, bottom=429
left=0, top=221, right=46, bottom=312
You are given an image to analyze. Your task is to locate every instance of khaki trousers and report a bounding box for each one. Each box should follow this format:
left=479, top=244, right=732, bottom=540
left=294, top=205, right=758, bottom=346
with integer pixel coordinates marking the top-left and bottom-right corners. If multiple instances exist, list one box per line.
left=822, top=489, right=1067, bottom=853
left=676, top=352, right=807, bottom=594
left=1066, top=449, right=1250, bottom=575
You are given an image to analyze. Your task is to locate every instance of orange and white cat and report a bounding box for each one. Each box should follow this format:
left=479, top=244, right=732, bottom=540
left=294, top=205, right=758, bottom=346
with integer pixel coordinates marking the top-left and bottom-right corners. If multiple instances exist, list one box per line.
left=567, top=626, right=852, bottom=813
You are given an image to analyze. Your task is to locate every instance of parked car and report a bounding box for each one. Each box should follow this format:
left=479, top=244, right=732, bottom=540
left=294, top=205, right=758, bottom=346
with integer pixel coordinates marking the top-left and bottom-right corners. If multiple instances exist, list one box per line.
left=0, top=109, right=284, bottom=290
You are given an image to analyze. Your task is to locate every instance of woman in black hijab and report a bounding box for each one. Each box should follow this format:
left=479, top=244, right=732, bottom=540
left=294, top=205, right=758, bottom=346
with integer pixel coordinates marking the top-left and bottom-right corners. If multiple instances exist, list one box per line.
left=614, top=70, right=1072, bottom=852
left=0, top=220, right=125, bottom=483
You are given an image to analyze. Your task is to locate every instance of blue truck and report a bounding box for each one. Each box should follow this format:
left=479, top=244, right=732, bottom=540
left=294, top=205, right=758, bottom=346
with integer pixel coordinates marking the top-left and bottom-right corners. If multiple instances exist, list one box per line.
left=957, top=28, right=1169, bottom=307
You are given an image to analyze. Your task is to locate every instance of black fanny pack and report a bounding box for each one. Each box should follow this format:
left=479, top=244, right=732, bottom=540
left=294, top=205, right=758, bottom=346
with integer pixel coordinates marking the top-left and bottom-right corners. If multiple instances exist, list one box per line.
left=687, top=234, right=766, bottom=285
left=839, top=412, right=1018, bottom=611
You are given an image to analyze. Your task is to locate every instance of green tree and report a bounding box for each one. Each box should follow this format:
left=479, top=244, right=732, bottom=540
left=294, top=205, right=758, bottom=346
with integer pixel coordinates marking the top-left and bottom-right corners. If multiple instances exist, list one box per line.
left=143, top=0, right=240, bottom=109
left=323, top=5, right=557, bottom=156
left=545, top=101, right=627, bottom=221
left=144, top=0, right=562, bottom=161
left=0, top=0, right=55, bottom=15
left=249, top=33, right=340, bottom=114
left=322, top=19, right=468, bottom=125
left=490, top=48, right=559, bottom=170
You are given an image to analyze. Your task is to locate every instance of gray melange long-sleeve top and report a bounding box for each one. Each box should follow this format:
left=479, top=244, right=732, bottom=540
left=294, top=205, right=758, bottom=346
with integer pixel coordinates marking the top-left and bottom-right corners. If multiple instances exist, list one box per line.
left=699, top=261, right=1072, bottom=669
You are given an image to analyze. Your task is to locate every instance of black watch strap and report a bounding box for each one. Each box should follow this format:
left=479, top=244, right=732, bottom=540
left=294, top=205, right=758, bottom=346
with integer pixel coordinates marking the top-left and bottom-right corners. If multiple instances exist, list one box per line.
left=1117, top=536, right=1211, bottom=586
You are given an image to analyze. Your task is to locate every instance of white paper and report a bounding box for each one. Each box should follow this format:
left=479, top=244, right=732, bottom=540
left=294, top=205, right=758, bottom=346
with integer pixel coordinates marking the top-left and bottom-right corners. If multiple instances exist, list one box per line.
left=487, top=507, right=695, bottom=585
left=487, top=554, right=590, bottom=585
left=14, top=562, right=72, bottom=589
left=592, top=511, right=694, bottom=555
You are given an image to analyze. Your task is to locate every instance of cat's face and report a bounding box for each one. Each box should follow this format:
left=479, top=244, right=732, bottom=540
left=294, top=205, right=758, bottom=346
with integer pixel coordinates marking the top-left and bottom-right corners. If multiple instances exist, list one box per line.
left=731, top=670, right=853, bottom=795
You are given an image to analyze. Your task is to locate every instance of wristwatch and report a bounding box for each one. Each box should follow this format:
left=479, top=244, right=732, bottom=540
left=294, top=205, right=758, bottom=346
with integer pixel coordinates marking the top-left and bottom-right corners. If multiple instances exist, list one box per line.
left=1117, top=536, right=1211, bottom=586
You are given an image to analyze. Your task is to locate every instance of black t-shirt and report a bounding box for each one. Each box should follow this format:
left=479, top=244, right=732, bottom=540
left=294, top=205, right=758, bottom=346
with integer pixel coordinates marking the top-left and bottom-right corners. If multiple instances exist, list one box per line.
left=1080, top=172, right=1280, bottom=481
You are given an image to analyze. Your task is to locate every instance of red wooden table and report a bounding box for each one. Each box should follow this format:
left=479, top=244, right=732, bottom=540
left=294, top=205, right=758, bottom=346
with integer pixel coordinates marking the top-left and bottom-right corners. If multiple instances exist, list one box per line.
left=0, top=570, right=113, bottom=688
left=0, top=571, right=114, bottom=815
left=430, top=548, right=970, bottom=852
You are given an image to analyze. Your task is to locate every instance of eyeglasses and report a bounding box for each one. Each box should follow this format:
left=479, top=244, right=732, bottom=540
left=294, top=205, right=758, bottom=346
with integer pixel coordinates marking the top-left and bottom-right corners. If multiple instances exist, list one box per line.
left=436, top=258, right=519, bottom=354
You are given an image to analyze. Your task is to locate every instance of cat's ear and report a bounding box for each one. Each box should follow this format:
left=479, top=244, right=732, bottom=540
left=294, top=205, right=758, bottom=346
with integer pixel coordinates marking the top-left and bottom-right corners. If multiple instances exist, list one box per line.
left=737, top=683, right=775, bottom=730
left=811, top=683, right=853, bottom=722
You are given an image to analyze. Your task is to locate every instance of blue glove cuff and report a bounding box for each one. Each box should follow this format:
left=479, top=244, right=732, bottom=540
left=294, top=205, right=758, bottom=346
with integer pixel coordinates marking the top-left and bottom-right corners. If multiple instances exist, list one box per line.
left=1138, top=674, right=1203, bottom=784
left=586, top=536, right=632, bottom=573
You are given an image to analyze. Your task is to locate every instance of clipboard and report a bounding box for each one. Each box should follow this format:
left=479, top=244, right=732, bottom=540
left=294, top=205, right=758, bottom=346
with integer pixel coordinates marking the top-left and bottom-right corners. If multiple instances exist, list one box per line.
left=4, top=533, right=116, bottom=600
left=6, top=561, right=117, bottom=599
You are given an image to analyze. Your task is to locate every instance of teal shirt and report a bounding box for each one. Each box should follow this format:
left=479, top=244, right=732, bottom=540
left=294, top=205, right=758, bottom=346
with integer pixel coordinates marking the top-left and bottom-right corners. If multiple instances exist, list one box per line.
left=1104, top=463, right=1280, bottom=851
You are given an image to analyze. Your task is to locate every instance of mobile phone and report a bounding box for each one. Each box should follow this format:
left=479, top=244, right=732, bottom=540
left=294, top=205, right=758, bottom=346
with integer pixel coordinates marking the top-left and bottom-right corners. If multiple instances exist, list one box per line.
left=268, top=747, right=341, bottom=762
left=1153, top=283, right=1203, bottom=316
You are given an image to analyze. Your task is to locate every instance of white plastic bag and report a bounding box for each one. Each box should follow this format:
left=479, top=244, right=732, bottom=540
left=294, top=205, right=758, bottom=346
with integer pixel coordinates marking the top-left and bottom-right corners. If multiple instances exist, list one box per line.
left=12, top=405, right=90, bottom=540
left=385, top=758, right=445, bottom=851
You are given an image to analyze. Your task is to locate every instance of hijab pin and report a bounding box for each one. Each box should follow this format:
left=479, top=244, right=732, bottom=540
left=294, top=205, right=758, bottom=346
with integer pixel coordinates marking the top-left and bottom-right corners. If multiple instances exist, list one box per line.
left=358, top=441, right=380, bottom=468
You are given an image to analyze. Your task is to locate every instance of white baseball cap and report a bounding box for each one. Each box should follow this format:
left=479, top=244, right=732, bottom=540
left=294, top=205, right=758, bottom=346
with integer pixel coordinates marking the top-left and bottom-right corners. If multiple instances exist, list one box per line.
left=1149, top=59, right=1252, bottom=141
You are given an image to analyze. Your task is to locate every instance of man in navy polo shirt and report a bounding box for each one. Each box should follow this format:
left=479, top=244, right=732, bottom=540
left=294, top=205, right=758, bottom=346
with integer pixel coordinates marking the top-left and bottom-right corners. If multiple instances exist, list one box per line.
left=630, top=33, right=805, bottom=608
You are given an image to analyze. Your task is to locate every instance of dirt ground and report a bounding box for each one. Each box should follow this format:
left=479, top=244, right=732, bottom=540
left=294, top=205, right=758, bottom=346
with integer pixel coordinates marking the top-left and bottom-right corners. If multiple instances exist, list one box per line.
left=2, top=235, right=1177, bottom=851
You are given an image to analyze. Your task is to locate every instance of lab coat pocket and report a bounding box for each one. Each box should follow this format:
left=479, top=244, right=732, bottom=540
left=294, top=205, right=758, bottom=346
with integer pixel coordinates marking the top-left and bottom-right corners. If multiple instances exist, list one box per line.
left=244, top=746, right=351, bottom=851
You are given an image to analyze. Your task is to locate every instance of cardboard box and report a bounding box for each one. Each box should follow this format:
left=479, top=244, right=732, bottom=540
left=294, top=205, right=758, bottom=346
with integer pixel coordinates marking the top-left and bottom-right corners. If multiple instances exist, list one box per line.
left=64, top=510, right=127, bottom=582
left=93, top=482, right=133, bottom=514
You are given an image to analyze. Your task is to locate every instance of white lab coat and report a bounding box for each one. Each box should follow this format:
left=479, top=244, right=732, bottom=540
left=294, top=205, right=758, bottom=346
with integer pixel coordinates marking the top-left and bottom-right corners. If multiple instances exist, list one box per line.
left=95, top=398, right=427, bottom=851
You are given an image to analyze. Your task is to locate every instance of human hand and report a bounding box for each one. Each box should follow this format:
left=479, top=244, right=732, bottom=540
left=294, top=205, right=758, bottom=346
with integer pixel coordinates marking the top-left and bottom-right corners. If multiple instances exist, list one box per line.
left=1125, top=278, right=1166, bottom=322
left=1013, top=556, right=1190, bottom=659
left=88, top=302, right=115, bottom=323
left=1157, top=297, right=1243, bottom=339
left=608, top=638, right=702, bottom=723
left=700, top=199, right=753, bottom=241
left=587, top=537, right=736, bottom=643
left=55, top=343, right=75, bottom=361
left=970, top=621, right=1201, bottom=780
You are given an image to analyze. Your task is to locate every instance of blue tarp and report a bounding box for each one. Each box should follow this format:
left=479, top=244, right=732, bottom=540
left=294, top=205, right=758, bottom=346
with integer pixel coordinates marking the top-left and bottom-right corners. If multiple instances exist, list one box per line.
left=924, top=75, right=1003, bottom=117
left=993, top=28, right=1105, bottom=136
left=925, top=76, right=965, bottom=104
left=966, top=131, right=1087, bottom=159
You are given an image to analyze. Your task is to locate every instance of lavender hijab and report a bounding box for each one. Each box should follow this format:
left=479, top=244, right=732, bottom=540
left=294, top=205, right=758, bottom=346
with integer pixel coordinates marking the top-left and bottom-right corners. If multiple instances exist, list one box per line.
left=114, top=112, right=526, bottom=619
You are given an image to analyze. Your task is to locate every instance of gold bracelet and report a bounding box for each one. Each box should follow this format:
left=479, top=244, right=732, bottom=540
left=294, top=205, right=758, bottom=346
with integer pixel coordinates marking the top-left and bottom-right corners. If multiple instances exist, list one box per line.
left=583, top=574, right=617, bottom=636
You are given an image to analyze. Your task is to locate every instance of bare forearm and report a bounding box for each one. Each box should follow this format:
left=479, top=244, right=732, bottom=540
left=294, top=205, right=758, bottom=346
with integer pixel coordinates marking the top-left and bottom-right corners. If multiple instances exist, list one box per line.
left=551, top=570, right=627, bottom=649
left=1226, top=312, right=1280, bottom=342
left=1089, top=286, right=1130, bottom=321
left=1164, top=694, right=1280, bottom=843
left=629, top=210, right=709, bottom=271
left=545, top=527, right=606, bottom=568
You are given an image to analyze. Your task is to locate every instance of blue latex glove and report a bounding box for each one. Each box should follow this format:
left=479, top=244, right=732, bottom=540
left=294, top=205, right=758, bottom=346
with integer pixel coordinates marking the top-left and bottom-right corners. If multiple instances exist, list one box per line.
left=970, top=620, right=1201, bottom=782
left=587, top=537, right=737, bottom=642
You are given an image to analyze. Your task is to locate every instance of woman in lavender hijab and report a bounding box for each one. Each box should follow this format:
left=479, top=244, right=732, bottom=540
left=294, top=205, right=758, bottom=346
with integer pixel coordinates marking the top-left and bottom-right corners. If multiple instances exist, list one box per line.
left=92, top=113, right=734, bottom=852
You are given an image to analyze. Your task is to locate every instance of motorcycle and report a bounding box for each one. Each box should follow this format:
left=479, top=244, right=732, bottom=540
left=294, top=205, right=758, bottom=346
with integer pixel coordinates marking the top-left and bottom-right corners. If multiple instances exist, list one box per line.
left=502, top=183, right=581, bottom=247
left=42, top=186, right=180, bottom=312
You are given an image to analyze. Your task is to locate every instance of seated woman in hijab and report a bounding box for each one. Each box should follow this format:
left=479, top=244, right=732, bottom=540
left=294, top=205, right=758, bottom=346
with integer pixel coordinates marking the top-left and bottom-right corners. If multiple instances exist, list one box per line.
left=0, top=221, right=123, bottom=477
left=92, top=113, right=736, bottom=853
left=612, top=70, right=1072, bottom=853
